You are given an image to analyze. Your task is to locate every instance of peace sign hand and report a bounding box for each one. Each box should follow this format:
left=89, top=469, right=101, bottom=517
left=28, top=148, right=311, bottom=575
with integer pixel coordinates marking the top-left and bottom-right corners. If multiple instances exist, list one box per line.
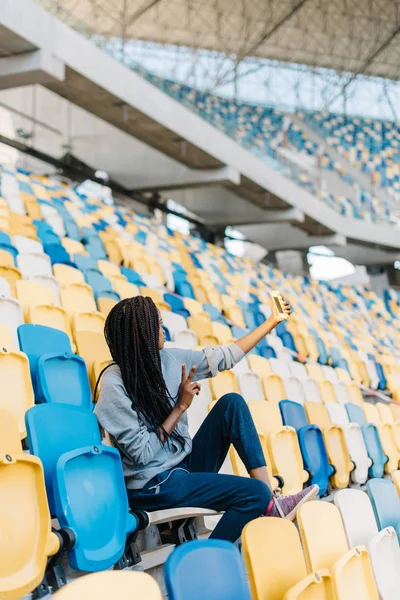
left=177, top=365, right=201, bottom=411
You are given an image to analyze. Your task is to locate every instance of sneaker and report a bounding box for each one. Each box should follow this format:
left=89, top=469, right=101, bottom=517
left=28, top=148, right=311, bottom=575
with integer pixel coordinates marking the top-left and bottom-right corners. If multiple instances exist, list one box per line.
left=268, top=484, right=319, bottom=521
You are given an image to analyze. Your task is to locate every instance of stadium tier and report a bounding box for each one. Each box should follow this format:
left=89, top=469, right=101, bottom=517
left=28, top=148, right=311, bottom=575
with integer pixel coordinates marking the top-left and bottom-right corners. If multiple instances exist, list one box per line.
left=139, top=71, right=400, bottom=225
left=2, top=163, right=400, bottom=598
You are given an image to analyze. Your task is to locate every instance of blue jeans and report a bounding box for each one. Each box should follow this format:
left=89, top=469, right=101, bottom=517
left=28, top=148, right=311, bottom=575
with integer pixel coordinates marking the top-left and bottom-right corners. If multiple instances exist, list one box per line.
left=128, top=393, right=271, bottom=542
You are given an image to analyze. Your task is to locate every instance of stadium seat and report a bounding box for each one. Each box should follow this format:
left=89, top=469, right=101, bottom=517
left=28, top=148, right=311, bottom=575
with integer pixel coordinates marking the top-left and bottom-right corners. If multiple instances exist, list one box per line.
left=279, top=400, right=334, bottom=495
left=236, top=371, right=265, bottom=401
left=363, top=404, right=399, bottom=474
left=0, top=295, right=23, bottom=348
left=248, top=400, right=308, bottom=495
left=16, top=279, right=59, bottom=319
left=210, top=370, right=239, bottom=399
left=61, top=282, right=97, bottom=319
left=72, top=310, right=105, bottom=335
left=326, top=402, right=371, bottom=484
left=335, top=488, right=400, bottom=600
left=367, top=479, right=400, bottom=541
left=345, top=402, right=387, bottom=479
left=0, top=409, right=61, bottom=599
left=284, top=571, right=334, bottom=600
left=53, top=571, right=163, bottom=599
left=75, top=330, right=112, bottom=388
left=54, top=264, right=85, bottom=287
left=165, top=539, right=251, bottom=600
left=0, top=265, right=22, bottom=296
left=0, top=345, right=34, bottom=438
left=304, top=402, right=352, bottom=488
left=331, top=546, right=379, bottom=600
left=242, top=518, right=308, bottom=600
left=187, top=379, right=213, bottom=437
left=112, top=278, right=139, bottom=300
left=26, top=403, right=102, bottom=515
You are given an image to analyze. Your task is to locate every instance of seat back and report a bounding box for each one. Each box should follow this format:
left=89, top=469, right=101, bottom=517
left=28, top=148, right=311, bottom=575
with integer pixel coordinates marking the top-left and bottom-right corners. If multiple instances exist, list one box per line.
left=54, top=445, right=137, bottom=571
left=26, top=404, right=101, bottom=515
left=298, top=501, right=349, bottom=572
left=52, top=571, right=163, bottom=599
left=29, top=304, right=72, bottom=339
left=345, top=402, right=366, bottom=425
left=334, top=489, right=379, bottom=547
left=280, top=400, right=308, bottom=431
left=209, top=371, right=239, bottom=399
left=0, top=409, right=21, bottom=454
left=18, top=324, right=71, bottom=400
left=248, top=400, right=283, bottom=436
left=367, top=527, right=400, bottom=600
left=247, top=355, right=271, bottom=378
left=376, top=403, right=394, bottom=424
left=16, top=280, right=58, bottom=319
left=212, top=322, right=234, bottom=345
left=304, top=402, right=331, bottom=429
left=0, top=296, right=23, bottom=348
left=242, top=518, right=307, bottom=600
left=237, top=371, right=264, bottom=401
left=332, top=547, right=379, bottom=600
left=75, top=330, right=112, bottom=388
left=53, top=263, right=85, bottom=287
left=302, top=378, right=323, bottom=404
left=187, top=379, right=212, bottom=437
left=0, top=347, right=34, bottom=438
left=165, top=539, right=251, bottom=600
left=262, top=373, right=286, bottom=402
left=367, top=479, right=400, bottom=540
left=363, top=403, right=381, bottom=425
left=73, top=311, right=105, bottom=334
left=161, top=311, right=187, bottom=337
left=61, top=283, right=97, bottom=317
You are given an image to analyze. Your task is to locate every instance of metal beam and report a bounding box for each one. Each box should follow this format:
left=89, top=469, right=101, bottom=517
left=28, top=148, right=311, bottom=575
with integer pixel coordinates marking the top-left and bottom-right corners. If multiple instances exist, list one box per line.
left=0, top=49, right=65, bottom=89
left=130, top=166, right=241, bottom=193
left=125, top=0, right=164, bottom=28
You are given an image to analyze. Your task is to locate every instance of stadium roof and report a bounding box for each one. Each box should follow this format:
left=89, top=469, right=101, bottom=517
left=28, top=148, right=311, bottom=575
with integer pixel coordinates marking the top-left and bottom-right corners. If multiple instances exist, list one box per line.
left=36, top=0, right=400, bottom=81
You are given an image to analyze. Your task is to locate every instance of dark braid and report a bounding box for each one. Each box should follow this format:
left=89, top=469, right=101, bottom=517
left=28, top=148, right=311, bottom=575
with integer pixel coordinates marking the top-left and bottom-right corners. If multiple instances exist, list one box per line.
left=104, top=296, right=185, bottom=447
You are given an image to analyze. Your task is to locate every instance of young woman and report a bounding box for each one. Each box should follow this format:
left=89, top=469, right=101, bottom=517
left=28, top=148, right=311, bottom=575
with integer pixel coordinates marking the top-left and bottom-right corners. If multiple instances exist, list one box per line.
left=95, top=295, right=318, bottom=543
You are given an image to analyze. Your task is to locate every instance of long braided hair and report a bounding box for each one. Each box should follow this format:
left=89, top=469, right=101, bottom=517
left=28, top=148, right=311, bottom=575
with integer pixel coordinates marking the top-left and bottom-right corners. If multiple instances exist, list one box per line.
left=104, top=296, right=184, bottom=446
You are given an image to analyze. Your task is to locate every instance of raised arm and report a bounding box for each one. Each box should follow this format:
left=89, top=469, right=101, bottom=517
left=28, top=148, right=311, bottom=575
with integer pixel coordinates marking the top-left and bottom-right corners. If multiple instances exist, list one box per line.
left=235, top=296, right=292, bottom=355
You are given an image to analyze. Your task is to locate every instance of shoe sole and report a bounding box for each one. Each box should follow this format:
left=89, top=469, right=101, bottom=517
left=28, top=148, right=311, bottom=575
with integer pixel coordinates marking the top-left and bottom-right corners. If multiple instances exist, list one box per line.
left=285, top=486, right=319, bottom=522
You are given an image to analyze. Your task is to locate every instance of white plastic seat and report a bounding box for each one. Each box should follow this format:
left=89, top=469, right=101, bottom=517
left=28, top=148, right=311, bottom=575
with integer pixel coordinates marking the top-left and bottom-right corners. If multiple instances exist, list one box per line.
left=40, top=204, right=65, bottom=237
left=284, top=376, right=306, bottom=404
left=335, top=489, right=400, bottom=600
left=161, top=311, right=187, bottom=338
left=289, top=362, right=308, bottom=380
left=141, top=273, right=163, bottom=289
left=13, top=235, right=43, bottom=255
left=163, top=341, right=180, bottom=349
left=232, top=356, right=250, bottom=376
left=322, top=365, right=338, bottom=383
left=334, top=382, right=351, bottom=405
left=0, top=296, right=23, bottom=349
left=302, top=378, right=323, bottom=403
left=237, top=371, right=264, bottom=402
left=0, top=277, right=11, bottom=297
left=326, top=403, right=371, bottom=484
left=269, top=357, right=291, bottom=378
left=174, top=329, right=198, bottom=349
left=187, top=379, right=212, bottom=437
left=17, top=253, right=52, bottom=278
left=366, top=360, right=380, bottom=390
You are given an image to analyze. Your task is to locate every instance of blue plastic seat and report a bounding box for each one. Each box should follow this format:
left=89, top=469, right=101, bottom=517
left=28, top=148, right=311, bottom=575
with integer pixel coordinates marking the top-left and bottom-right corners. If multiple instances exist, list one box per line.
left=63, top=218, right=81, bottom=241
left=258, top=345, right=276, bottom=359
left=279, top=331, right=297, bottom=354
left=367, top=479, right=400, bottom=541
left=203, top=303, right=226, bottom=323
left=121, top=267, right=144, bottom=285
left=175, top=280, right=195, bottom=299
left=96, top=289, right=120, bottom=303
left=85, top=238, right=107, bottom=260
left=18, top=324, right=92, bottom=410
left=0, top=241, right=18, bottom=265
left=164, top=293, right=191, bottom=318
left=85, top=269, right=113, bottom=295
left=375, top=362, right=387, bottom=390
left=279, top=400, right=333, bottom=495
left=345, top=402, right=387, bottom=478
left=165, top=540, right=251, bottom=600
left=26, top=404, right=101, bottom=515
left=315, top=336, right=329, bottom=364
left=74, top=254, right=98, bottom=272
left=53, top=444, right=137, bottom=571
left=36, top=229, right=60, bottom=246
left=44, top=243, right=74, bottom=266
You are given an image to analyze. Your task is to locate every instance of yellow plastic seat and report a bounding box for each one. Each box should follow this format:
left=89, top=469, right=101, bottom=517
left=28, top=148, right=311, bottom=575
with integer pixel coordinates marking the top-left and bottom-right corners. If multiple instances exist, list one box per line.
left=199, top=334, right=219, bottom=347
left=390, top=403, right=400, bottom=422
left=347, top=382, right=363, bottom=406
left=377, top=423, right=399, bottom=474
left=183, top=297, right=205, bottom=316
left=331, top=546, right=379, bottom=600
left=376, top=403, right=394, bottom=424
left=188, top=316, right=213, bottom=340
left=363, top=403, right=380, bottom=425
left=112, top=279, right=139, bottom=300
left=0, top=248, right=15, bottom=268
left=30, top=305, right=72, bottom=340
left=97, top=296, right=118, bottom=317
left=73, top=311, right=106, bottom=335
left=319, top=379, right=337, bottom=404
left=248, top=355, right=272, bottom=378
left=242, top=518, right=308, bottom=600
left=248, top=401, right=308, bottom=495
left=304, top=402, right=352, bottom=488
left=53, top=570, right=162, bottom=599
left=61, top=237, right=86, bottom=256
left=0, top=347, right=34, bottom=439
left=130, top=257, right=149, bottom=274
left=336, top=367, right=352, bottom=385
left=210, top=371, right=239, bottom=399
left=0, top=265, right=22, bottom=296
left=75, top=330, right=111, bottom=389
left=97, top=260, right=121, bottom=278
left=0, top=416, right=60, bottom=599
left=262, top=373, right=286, bottom=403
left=206, top=288, right=222, bottom=311
left=298, top=501, right=348, bottom=572
left=224, top=305, right=246, bottom=328
left=306, top=363, right=324, bottom=381
left=53, top=264, right=85, bottom=287
left=60, top=283, right=97, bottom=319
left=0, top=323, right=15, bottom=350
left=392, top=470, right=400, bottom=496
left=211, top=322, right=234, bottom=345
left=93, top=359, right=112, bottom=401
left=192, top=284, right=208, bottom=304
left=103, top=238, right=125, bottom=264
left=16, top=280, right=59, bottom=320
left=284, top=570, right=334, bottom=600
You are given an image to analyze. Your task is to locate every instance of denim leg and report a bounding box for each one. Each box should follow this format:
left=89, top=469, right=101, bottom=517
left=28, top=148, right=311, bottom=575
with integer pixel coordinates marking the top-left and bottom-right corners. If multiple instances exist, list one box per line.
left=189, top=392, right=266, bottom=473
left=128, top=468, right=271, bottom=543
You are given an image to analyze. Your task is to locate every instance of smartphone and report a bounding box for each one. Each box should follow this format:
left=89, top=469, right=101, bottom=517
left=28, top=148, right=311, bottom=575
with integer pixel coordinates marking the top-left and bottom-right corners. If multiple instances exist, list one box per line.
left=270, top=290, right=288, bottom=321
